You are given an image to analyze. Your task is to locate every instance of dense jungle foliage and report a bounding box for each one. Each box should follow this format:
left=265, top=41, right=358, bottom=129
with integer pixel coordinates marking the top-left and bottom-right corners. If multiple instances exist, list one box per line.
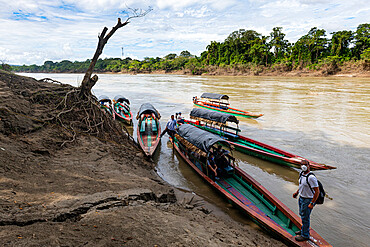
left=11, top=24, right=370, bottom=74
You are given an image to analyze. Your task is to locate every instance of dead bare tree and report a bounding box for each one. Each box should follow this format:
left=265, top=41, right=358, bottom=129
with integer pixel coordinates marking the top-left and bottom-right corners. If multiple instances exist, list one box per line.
left=0, top=59, right=12, bottom=72
left=30, top=7, right=153, bottom=148
left=79, top=7, right=152, bottom=98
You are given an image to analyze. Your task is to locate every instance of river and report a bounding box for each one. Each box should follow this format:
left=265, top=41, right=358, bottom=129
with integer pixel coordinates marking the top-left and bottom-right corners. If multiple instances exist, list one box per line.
left=22, top=73, right=370, bottom=247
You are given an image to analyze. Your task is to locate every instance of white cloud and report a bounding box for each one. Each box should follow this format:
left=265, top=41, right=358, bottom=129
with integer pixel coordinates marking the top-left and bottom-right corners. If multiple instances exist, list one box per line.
left=298, top=0, right=332, bottom=4
left=184, top=6, right=211, bottom=18
left=155, top=0, right=236, bottom=10
left=0, top=0, right=368, bottom=65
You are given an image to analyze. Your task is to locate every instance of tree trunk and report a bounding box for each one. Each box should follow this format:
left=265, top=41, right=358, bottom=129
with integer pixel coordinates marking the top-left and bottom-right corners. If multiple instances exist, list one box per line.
left=79, top=19, right=129, bottom=98
left=78, top=7, right=152, bottom=98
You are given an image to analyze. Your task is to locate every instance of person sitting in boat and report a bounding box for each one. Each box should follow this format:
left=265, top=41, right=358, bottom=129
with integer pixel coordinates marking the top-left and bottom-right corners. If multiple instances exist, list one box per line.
left=190, top=151, right=200, bottom=159
left=214, top=146, right=229, bottom=171
left=207, top=153, right=218, bottom=181
left=160, top=114, right=177, bottom=138
left=140, top=112, right=156, bottom=121
left=177, top=112, right=185, bottom=124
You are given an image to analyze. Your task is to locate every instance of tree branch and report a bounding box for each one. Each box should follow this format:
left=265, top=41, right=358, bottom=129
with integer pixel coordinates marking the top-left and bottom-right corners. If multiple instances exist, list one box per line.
left=79, top=6, right=152, bottom=98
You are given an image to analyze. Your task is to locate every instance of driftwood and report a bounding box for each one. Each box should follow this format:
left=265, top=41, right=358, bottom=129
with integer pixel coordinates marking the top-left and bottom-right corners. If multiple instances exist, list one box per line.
left=79, top=7, right=152, bottom=98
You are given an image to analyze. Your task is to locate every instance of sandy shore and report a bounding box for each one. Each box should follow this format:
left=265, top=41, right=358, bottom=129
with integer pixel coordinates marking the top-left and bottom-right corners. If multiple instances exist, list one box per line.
left=0, top=70, right=285, bottom=246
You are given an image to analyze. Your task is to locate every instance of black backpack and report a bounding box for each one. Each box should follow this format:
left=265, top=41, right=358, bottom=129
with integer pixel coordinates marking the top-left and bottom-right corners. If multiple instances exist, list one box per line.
left=299, top=172, right=325, bottom=204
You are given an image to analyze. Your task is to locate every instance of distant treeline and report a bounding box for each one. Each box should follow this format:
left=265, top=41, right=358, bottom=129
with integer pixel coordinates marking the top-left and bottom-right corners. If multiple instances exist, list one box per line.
left=11, top=23, right=369, bottom=75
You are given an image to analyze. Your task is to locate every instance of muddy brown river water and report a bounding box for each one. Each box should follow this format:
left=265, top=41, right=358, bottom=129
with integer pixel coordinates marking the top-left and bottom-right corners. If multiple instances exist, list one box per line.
left=23, top=73, right=370, bottom=247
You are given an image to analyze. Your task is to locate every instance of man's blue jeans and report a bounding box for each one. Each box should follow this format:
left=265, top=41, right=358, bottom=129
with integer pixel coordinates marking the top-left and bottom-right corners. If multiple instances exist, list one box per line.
left=299, top=197, right=313, bottom=238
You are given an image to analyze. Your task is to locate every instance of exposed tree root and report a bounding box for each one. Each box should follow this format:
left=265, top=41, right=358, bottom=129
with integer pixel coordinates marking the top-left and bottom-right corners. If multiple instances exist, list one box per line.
left=34, top=86, right=136, bottom=147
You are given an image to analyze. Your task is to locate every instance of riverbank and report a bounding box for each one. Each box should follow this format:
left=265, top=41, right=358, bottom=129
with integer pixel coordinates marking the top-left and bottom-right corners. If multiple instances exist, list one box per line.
left=18, top=68, right=370, bottom=78
left=125, top=60, right=370, bottom=77
left=122, top=68, right=370, bottom=77
left=13, top=59, right=370, bottom=77
left=0, top=70, right=285, bottom=246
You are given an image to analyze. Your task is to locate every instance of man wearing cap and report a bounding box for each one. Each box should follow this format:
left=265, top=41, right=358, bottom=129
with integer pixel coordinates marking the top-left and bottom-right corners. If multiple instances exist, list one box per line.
left=293, top=160, right=319, bottom=241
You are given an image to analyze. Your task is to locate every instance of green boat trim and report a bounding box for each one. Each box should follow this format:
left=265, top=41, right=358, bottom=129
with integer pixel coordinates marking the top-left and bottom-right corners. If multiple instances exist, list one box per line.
left=172, top=134, right=331, bottom=246
left=136, top=103, right=161, bottom=157
left=186, top=120, right=336, bottom=170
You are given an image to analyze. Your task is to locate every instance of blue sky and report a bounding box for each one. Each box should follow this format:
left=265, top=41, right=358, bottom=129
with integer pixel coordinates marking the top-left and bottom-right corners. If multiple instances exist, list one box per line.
left=0, top=0, right=368, bottom=65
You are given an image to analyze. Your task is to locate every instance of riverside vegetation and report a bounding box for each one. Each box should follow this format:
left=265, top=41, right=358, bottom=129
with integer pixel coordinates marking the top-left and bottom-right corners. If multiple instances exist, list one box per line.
left=11, top=24, right=370, bottom=76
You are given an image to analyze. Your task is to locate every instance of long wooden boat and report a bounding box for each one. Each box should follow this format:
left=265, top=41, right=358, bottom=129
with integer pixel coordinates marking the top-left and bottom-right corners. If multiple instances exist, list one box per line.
left=186, top=108, right=336, bottom=170
left=193, top=93, right=263, bottom=118
left=136, top=103, right=161, bottom=156
left=98, top=95, right=113, bottom=116
left=173, top=124, right=331, bottom=247
left=112, top=95, right=133, bottom=125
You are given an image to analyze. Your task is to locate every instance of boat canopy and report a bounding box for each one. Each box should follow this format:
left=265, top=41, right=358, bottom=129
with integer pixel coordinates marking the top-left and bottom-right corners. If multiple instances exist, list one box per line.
left=98, top=95, right=111, bottom=103
left=200, top=93, right=229, bottom=100
left=178, top=124, right=229, bottom=153
left=137, top=103, right=161, bottom=119
left=190, top=108, right=239, bottom=124
left=114, top=95, right=130, bottom=104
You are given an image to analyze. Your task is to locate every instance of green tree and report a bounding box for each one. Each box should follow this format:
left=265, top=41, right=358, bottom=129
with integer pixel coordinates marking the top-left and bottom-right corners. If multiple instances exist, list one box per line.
left=330, top=30, right=354, bottom=58
left=360, top=48, right=370, bottom=60
left=291, top=27, right=328, bottom=64
left=249, top=36, right=271, bottom=65
left=164, top=53, right=177, bottom=60
left=269, top=27, right=289, bottom=60
left=308, top=27, right=328, bottom=63
left=225, top=29, right=261, bottom=64
left=205, top=41, right=220, bottom=65
left=128, top=60, right=141, bottom=72
left=353, top=23, right=370, bottom=59
left=172, top=56, right=187, bottom=69
left=185, top=57, right=203, bottom=74
left=179, top=50, right=192, bottom=57
left=44, top=60, right=54, bottom=70
left=159, top=59, right=174, bottom=71
left=0, top=61, right=12, bottom=72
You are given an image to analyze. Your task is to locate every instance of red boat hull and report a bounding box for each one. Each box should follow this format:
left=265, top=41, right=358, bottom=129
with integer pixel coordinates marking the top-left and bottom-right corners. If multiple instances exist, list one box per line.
left=172, top=140, right=331, bottom=247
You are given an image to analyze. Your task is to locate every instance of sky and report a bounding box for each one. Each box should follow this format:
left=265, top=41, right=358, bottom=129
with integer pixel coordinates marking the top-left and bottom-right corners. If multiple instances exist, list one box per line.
left=0, top=0, right=368, bottom=65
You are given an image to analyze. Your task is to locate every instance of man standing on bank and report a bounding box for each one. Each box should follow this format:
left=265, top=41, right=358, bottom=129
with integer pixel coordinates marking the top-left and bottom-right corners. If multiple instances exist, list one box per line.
left=293, top=160, right=319, bottom=241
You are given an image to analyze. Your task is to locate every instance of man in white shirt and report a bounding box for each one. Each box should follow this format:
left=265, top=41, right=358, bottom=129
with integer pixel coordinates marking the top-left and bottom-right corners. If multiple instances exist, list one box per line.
left=160, top=115, right=177, bottom=138
left=293, top=160, right=319, bottom=241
